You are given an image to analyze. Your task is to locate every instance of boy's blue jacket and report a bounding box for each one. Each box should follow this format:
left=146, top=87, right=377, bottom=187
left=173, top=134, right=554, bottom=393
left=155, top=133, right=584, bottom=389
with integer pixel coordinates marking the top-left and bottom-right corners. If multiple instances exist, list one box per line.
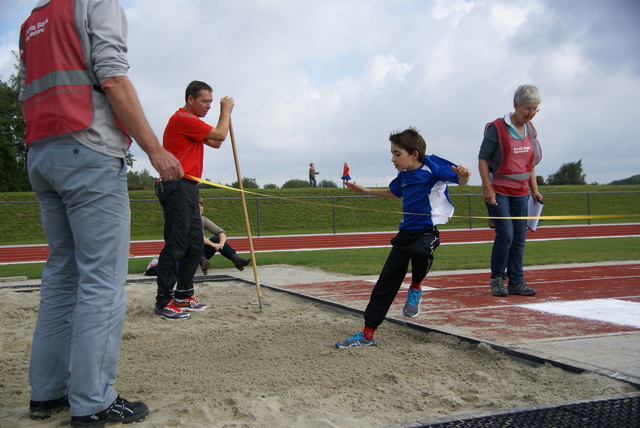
left=389, top=155, right=459, bottom=230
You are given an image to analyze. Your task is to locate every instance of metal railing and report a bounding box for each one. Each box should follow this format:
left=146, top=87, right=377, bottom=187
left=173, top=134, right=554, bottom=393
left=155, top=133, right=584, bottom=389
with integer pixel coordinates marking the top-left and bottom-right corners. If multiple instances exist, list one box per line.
left=193, top=191, right=640, bottom=236
left=2, top=191, right=638, bottom=238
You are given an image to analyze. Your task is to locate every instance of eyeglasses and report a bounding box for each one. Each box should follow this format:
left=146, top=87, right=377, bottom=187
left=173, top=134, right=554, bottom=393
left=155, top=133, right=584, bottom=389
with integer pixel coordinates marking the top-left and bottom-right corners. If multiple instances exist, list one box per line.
left=521, top=107, right=540, bottom=113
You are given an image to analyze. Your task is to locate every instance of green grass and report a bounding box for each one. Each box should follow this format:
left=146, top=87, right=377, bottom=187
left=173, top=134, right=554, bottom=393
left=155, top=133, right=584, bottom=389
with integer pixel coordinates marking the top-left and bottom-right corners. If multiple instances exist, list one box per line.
left=3, top=237, right=637, bottom=280
left=1, top=185, right=639, bottom=245
left=244, top=237, right=640, bottom=275
left=1, top=185, right=638, bottom=280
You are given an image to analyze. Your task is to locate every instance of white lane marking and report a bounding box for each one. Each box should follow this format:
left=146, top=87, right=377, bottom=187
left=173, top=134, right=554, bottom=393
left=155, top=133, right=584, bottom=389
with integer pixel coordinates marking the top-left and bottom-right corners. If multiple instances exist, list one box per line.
left=518, top=298, right=640, bottom=328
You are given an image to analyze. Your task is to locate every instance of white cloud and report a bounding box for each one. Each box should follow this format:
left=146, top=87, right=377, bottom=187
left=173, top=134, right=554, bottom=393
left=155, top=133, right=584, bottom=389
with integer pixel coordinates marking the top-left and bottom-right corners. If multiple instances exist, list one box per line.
left=432, top=0, right=475, bottom=24
left=1, top=0, right=639, bottom=188
left=364, top=54, right=414, bottom=89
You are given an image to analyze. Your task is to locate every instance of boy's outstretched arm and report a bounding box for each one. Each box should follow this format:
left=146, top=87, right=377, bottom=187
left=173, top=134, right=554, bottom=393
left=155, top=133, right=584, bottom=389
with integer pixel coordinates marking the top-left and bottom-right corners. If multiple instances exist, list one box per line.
left=345, top=182, right=396, bottom=198
left=452, top=165, right=472, bottom=186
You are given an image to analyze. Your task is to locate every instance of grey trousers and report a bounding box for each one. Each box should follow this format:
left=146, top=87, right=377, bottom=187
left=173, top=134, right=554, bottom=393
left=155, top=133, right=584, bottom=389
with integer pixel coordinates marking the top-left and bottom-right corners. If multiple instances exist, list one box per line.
left=27, top=138, right=129, bottom=416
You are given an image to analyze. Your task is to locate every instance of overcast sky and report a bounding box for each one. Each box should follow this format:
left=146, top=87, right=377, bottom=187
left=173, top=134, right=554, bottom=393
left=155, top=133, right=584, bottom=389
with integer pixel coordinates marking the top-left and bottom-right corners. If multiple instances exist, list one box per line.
left=1, top=0, right=639, bottom=188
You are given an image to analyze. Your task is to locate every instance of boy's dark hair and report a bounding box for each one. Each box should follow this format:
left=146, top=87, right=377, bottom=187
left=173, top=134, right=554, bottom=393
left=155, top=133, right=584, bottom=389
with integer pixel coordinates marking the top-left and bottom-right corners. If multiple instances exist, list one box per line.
left=389, top=127, right=426, bottom=163
left=185, top=80, right=213, bottom=103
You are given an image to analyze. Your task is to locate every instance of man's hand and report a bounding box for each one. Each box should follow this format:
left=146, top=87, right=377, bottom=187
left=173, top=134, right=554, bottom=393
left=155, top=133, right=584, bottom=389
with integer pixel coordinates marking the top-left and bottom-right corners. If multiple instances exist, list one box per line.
left=148, top=148, right=184, bottom=181
left=220, top=96, right=235, bottom=115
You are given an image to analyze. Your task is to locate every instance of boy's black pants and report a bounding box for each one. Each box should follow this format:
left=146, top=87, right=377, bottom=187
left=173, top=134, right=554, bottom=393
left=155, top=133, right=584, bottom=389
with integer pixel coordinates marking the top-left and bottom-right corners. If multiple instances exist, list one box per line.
left=364, top=227, right=440, bottom=330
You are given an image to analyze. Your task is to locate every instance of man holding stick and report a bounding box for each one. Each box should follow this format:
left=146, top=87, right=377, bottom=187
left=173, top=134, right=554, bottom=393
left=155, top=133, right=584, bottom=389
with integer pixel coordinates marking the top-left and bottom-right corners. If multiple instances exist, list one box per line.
left=154, top=80, right=234, bottom=320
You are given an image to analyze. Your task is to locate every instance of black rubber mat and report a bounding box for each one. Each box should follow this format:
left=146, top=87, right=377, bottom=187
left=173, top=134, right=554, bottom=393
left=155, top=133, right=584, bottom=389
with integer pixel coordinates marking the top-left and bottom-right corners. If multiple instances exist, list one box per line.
left=395, top=394, right=640, bottom=428
left=127, top=274, right=238, bottom=284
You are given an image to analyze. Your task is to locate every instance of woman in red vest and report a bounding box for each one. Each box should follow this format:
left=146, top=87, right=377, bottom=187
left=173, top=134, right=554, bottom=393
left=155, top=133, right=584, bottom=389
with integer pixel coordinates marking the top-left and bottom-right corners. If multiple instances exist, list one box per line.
left=478, top=85, right=543, bottom=297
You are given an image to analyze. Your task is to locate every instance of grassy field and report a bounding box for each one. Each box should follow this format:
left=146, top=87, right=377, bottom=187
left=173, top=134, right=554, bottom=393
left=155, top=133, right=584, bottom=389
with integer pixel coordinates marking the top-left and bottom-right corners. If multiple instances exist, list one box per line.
left=1, top=185, right=639, bottom=245
left=1, top=237, right=638, bottom=280
left=1, top=185, right=638, bottom=280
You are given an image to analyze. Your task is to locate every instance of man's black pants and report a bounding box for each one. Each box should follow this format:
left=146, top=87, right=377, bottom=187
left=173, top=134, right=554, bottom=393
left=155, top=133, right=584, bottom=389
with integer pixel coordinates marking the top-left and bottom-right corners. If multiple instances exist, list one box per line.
left=155, top=179, right=202, bottom=308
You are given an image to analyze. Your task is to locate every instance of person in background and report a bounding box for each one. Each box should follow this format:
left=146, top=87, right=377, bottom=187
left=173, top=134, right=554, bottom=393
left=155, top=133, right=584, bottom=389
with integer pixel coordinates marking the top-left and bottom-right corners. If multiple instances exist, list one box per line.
left=341, top=161, right=351, bottom=187
left=198, top=197, right=251, bottom=274
left=335, top=128, right=471, bottom=348
left=309, top=162, right=320, bottom=188
left=154, top=80, right=234, bottom=319
left=478, top=84, right=543, bottom=297
left=18, top=0, right=182, bottom=424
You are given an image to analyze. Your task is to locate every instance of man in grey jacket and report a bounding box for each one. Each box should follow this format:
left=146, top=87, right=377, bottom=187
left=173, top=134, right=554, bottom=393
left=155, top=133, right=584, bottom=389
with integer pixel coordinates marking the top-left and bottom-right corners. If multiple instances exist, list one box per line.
left=19, top=0, right=182, bottom=425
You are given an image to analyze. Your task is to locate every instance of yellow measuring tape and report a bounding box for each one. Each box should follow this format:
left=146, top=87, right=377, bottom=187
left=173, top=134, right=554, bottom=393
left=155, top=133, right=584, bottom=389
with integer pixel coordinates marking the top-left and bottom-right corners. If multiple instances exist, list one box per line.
left=185, top=175, right=640, bottom=221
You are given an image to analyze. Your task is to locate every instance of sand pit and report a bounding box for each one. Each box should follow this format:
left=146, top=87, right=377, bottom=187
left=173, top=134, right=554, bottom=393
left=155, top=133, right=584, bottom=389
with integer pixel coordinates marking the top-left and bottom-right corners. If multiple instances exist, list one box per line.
left=1, top=271, right=636, bottom=427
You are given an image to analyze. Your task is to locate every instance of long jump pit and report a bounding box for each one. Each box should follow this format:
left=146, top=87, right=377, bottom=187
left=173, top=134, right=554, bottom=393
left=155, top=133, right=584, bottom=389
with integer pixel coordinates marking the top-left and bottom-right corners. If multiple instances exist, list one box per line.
left=0, top=263, right=638, bottom=427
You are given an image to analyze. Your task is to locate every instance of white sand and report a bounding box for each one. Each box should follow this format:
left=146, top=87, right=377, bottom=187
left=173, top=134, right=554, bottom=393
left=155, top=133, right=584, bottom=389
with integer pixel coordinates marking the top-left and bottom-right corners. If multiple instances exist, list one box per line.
left=0, top=272, right=636, bottom=427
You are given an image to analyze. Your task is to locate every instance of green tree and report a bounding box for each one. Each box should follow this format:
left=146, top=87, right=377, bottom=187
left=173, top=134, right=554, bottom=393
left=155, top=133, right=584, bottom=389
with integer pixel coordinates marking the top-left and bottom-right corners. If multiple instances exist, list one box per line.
left=319, top=179, right=338, bottom=188
left=0, top=70, right=30, bottom=192
left=263, top=183, right=279, bottom=189
left=125, top=151, right=136, bottom=168
left=127, top=168, right=156, bottom=190
left=282, top=179, right=309, bottom=188
left=231, top=177, right=259, bottom=189
left=546, top=159, right=587, bottom=185
left=610, top=174, right=640, bottom=185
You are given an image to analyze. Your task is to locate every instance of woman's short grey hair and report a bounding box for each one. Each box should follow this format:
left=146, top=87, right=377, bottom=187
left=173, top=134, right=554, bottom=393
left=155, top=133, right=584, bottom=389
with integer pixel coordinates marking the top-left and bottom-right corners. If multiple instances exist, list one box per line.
left=513, top=84, right=541, bottom=106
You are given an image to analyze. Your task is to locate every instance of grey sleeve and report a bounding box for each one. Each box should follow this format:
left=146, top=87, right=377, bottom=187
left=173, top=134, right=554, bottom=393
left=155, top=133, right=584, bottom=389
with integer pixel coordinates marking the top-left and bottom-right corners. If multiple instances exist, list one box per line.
left=87, top=0, right=130, bottom=82
left=478, top=123, right=501, bottom=172
left=202, top=216, right=225, bottom=236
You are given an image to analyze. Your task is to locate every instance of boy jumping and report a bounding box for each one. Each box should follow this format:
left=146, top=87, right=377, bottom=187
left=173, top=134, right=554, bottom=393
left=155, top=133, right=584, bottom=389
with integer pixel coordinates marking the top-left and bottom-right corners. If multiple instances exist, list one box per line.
left=336, top=127, right=471, bottom=348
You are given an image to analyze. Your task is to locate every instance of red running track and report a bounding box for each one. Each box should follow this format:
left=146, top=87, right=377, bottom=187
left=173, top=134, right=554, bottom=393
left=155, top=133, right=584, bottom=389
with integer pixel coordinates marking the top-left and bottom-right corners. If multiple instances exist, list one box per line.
left=277, top=263, right=640, bottom=346
left=1, top=223, right=639, bottom=264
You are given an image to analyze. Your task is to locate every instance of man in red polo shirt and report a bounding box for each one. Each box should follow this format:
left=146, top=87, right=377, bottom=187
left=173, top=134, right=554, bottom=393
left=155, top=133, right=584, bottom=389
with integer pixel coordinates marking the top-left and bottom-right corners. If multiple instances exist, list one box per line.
left=154, top=80, right=234, bottom=319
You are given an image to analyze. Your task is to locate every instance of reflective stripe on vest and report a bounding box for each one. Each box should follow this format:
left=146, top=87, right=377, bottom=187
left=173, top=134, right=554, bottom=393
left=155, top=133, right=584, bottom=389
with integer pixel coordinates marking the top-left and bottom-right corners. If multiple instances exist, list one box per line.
left=21, top=70, right=92, bottom=100
left=20, top=0, right=94, bottom=146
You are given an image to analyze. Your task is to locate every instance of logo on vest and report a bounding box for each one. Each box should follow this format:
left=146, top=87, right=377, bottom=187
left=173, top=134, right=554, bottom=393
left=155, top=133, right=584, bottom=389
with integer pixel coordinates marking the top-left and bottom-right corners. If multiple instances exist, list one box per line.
left=513, top=146, right=531, bottom=154
left=25, top=18, right=49, bottom=42
left=24, top=86, right=88, bottom=110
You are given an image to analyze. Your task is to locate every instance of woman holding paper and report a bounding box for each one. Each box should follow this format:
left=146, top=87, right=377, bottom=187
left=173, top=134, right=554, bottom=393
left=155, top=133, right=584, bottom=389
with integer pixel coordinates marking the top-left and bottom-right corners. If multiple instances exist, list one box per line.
left=478, top=85, right=543, bottom=297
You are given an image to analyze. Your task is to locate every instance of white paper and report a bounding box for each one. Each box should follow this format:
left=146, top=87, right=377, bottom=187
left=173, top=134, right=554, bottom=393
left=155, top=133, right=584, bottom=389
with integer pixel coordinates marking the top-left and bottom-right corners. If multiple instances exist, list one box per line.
left=527, top=195, right=543, bottom=231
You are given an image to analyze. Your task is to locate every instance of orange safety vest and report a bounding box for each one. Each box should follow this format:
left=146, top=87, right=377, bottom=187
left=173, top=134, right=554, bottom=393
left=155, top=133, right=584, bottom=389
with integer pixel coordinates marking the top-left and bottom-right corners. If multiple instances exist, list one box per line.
left=489, top=118, right=542, bottom=196
left=20, top=0, right=129, bottom=147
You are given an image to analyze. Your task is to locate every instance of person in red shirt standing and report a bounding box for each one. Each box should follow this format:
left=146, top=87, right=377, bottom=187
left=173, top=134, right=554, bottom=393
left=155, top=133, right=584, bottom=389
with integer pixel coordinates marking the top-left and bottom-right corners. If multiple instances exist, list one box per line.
left=154, top=80, right=234, bottom=319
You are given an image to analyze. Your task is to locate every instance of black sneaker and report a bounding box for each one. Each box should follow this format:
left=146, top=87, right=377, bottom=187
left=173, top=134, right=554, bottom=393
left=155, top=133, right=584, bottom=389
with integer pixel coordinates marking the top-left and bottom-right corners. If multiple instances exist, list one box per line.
left=508, top=282, right=537, bottom=296
left=490, top=277, right=508, bottom=296
left=70, top=396, right=148, bottom=427
left=29, top=396, right=69, bottom=420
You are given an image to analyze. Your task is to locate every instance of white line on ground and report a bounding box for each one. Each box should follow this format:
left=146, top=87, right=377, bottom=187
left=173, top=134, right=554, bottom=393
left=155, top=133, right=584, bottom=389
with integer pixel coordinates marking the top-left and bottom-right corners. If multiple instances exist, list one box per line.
left=518, top=298, right=640, bottom=328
